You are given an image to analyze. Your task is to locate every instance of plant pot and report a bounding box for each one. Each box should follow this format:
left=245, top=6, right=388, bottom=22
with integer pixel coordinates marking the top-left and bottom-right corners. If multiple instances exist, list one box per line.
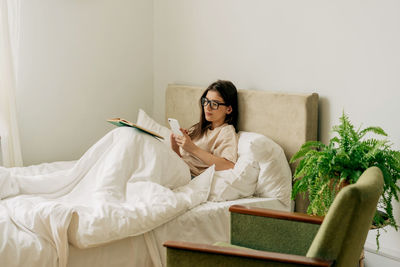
left=333, top=179, right=350, bottom=194
left=371, top=210, right=390, bottom=229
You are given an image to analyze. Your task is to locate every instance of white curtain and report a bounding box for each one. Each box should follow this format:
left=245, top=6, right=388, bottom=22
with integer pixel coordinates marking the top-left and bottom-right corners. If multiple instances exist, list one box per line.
left=0, top=0, right=23, bottom=167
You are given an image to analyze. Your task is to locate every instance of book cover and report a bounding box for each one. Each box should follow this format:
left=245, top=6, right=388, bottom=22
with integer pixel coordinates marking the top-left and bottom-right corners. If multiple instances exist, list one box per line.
left=107, top=118, right=164, bottom=140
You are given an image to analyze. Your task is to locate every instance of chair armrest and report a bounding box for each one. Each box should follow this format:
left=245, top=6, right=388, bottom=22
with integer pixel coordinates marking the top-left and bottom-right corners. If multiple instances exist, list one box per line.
left=229, top=205, right=324, bottom=256
left=229, top=205, right=324, bottom=224
left=164, top=241, right=333, bottom=267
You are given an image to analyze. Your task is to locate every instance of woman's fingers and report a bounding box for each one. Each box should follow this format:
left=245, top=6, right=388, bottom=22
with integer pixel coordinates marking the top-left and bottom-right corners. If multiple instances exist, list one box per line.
left=175, top=135, right=187, bottom=147
left=179, top=128, right=189, bottom=137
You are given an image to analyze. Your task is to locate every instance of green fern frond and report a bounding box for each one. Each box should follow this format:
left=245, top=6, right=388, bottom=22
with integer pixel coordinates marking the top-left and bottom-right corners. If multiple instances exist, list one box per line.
left=364, top=140, right=389, bottom=160
left=359, top=126, right=388, bottom=138
left=290, top=141, right=326, bottom=163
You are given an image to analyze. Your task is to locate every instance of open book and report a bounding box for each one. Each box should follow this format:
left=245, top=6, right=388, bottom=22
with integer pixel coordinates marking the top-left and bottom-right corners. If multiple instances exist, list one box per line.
left=107, top=118, right=164, bottom=140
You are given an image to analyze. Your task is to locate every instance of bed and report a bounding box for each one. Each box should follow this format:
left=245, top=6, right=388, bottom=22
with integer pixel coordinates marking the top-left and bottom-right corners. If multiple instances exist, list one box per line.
left=0, top=84, right=318, bottom=267
left=67, top=84, right=318, bottom=267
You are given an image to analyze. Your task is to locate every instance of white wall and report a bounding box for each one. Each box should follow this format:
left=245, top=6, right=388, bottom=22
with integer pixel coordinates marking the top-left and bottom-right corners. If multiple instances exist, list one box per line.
left=154, top=0, right=400, bottom=261
left=16, top=0, right=153, bottom=166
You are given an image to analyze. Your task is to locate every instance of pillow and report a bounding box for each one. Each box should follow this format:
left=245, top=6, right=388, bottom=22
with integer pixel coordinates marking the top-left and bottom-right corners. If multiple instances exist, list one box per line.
left=237, top=131, right=292, bottom=207
left=136, top=109, right=172, bottom=147
left=208, top=154, right=260, bottom=202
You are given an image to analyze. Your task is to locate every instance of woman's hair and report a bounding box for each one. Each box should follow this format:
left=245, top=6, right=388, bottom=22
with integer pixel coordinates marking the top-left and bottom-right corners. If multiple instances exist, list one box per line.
left=189, top=80, right=239, bottom=140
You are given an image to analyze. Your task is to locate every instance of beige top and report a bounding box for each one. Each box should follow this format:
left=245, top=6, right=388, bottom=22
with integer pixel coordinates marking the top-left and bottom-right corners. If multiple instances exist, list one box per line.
left=180, top=123, right=238, bottom=177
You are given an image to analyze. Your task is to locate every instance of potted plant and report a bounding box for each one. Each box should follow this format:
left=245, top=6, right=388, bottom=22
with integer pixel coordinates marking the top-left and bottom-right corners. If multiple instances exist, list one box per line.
left=290, top=112, right=400, bottom=248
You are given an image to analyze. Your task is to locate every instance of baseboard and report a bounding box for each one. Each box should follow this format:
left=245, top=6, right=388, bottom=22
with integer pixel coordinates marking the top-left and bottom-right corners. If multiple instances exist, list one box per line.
left=364, top=240, right=400, bottom=262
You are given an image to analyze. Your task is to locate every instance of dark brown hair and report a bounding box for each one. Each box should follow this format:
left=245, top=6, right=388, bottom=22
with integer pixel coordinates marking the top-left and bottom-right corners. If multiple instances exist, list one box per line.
left=189, top=80, right=239, bottom=140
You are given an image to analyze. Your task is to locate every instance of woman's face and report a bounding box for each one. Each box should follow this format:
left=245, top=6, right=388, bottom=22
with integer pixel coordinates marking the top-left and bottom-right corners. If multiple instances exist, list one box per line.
left=203, top=90, right=232, bottom=127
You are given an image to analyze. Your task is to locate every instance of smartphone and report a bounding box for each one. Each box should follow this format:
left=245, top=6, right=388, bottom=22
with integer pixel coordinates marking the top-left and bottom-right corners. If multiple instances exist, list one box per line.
left=168, top=118, right=183, bottom=136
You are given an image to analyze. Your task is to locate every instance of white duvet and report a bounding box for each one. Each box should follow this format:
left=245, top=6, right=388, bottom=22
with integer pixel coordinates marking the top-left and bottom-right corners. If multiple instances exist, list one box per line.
left=0, top=127, right=215, bottom=267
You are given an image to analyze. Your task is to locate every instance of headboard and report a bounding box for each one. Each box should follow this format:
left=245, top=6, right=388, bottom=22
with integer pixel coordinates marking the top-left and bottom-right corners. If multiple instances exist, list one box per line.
left=165, top=84, right=319, bottom=172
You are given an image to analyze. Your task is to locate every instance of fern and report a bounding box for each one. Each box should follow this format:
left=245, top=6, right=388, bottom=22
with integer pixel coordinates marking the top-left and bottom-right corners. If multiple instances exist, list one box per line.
left=291, top=112, right=400, bottom=248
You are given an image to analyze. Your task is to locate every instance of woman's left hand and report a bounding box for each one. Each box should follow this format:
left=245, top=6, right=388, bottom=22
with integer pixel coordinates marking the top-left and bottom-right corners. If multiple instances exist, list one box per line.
left=174, top=128, right=197, bottom=153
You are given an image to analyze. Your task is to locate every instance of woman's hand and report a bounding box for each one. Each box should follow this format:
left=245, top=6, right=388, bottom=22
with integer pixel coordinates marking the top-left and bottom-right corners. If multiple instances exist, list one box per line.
left=170, top=133, right=181, bottom=156
left=174, top=128, right=198, bottom=154
left=175, top=128, right=235, bottom=171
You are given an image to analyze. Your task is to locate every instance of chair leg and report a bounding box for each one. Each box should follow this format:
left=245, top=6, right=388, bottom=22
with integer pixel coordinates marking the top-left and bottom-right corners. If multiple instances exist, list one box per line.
left=359, top=248, right=365, bottom=267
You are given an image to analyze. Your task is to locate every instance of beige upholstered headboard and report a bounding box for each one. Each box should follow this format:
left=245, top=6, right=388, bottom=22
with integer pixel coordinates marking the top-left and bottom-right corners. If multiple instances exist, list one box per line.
left=165, top=84, right=319, bottom=172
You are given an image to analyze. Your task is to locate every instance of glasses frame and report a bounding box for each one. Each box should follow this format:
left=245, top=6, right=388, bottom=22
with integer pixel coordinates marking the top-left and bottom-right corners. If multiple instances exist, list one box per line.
left=201, top=97, right=228, bottom=110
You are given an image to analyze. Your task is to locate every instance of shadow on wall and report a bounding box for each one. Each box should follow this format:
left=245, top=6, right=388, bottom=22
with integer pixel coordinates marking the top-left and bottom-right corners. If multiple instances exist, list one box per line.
left=318, top=97, right=331, bottom=144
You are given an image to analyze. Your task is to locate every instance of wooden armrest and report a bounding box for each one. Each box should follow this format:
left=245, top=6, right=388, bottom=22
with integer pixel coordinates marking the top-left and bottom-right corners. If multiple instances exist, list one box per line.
left=164, top=241, right=333, bottom=267
left=229, top=205, right=324, bottom=225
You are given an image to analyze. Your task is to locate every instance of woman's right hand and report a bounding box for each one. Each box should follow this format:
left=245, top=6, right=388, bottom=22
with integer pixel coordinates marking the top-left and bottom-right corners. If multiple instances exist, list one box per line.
left=170, top=133, right=181, bottom=157
left=175, top=129, right=197, bottom=154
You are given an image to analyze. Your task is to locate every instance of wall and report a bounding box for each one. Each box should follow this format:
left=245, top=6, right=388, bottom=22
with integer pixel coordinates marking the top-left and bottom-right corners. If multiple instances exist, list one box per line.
left=153, top=0, right=400, bottom=262
left=16, top=0, right=153, bottom=166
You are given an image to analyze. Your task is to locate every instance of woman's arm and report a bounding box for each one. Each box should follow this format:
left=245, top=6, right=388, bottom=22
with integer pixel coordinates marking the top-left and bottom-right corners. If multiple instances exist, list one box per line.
left=174, top=129, right=234, bottom=171
left=189, top=146, right=235, bottom=171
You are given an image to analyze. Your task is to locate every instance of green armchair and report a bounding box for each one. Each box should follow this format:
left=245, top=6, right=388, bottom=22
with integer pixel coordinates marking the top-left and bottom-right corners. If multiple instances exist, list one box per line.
left=164, top=166, right=383, bottom=267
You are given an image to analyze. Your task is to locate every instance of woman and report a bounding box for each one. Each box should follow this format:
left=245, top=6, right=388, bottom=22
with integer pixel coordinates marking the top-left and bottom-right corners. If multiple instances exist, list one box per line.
left=171, top=80, right=239, bottom=176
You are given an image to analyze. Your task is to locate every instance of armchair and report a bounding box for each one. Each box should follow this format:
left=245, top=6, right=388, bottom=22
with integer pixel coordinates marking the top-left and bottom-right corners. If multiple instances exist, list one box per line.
left=164, top=166, right=384, bottom=267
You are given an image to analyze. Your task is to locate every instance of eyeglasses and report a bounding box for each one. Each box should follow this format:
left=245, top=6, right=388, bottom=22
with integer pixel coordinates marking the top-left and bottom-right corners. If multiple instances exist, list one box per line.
left=201, top=97, right=228, bottom=110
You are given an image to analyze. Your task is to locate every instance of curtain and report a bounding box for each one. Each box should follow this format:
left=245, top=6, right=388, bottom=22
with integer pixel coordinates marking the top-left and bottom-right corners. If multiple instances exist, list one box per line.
left=0, top=0, right=23, bottom=167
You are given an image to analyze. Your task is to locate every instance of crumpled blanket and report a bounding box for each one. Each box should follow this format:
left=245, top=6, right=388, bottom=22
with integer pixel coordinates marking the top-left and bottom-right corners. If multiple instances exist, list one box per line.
left=0, top=127, right=215, bottom=267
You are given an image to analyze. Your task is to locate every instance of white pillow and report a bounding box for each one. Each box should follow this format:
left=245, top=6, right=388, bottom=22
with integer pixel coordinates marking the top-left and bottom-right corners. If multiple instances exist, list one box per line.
left=208, top=156, right=260, bottom=201
left=136, top=109, right=172, bottom=147
left=238, top=131, right=292, bottom=207
left=134, top=112, right=291, bottom=206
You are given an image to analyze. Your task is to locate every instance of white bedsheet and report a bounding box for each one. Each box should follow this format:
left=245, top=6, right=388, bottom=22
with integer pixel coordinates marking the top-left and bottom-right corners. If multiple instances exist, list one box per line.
left=0, top=127, right=215, bottom=267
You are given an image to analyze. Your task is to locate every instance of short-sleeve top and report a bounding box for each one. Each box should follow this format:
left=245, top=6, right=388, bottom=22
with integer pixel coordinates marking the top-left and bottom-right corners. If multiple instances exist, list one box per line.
left=180, top=123, right=238, bottom=177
